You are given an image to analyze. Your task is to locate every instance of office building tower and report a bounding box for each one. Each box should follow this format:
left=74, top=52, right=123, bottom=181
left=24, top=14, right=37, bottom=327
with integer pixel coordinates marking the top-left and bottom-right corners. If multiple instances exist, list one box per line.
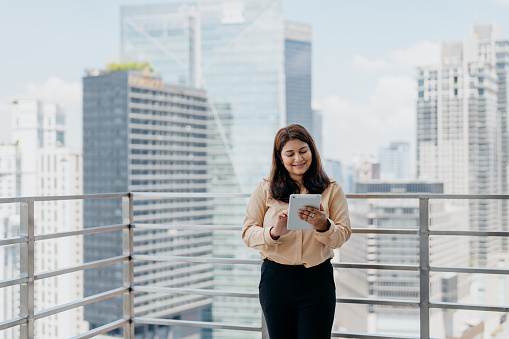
left=336, top=181, right=471, bottom=338
left=9, top=99, right=87, bottom=338
left=285, top=21, right=312, bottom=130
left=378, top=142, right=410, bottom=180
left=311, top=108, right=323, bottom=154
left=83, top=69, right=214, bottom=338
left=324, top=158, right=343, bottom=185
left=417, top=22, right=508, bottom=266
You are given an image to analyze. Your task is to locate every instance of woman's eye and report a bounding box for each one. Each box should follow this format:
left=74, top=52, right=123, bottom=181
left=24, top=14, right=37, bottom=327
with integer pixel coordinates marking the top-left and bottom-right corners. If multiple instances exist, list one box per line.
left=300, top=150, right=307, bottom=154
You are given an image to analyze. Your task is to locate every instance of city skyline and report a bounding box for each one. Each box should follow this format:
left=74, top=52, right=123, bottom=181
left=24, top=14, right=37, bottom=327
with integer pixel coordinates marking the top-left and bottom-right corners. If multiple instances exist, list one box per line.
left=1, top=1, right=509, bottom=169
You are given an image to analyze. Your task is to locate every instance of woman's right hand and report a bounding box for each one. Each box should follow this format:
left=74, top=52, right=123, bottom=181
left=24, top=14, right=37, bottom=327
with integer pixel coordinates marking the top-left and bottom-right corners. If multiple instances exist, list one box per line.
left=271, top=209, right=290, bottom=239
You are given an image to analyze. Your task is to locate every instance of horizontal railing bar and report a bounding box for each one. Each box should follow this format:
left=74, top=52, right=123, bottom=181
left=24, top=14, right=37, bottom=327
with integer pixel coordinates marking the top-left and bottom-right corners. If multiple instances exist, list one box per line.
left=133, top=192, right=251, bottom=199
left=133, top=256, right=419, bottom=271
left=35, top=287, right=128, bottom=320
left=35, top=256, right=129, bottom=280
left=35, top=224, right=129, bottom=241
left=333, top=262, right=419, bottom=271
left=71, top=318, right=129, bottom=339
left=0, top=315, right=28, bottom=331
left=331, top=331, right=418, bottom=339
left=430, top=266, right=509, bottom=275
left=0, top=276, right=28, bottom=289
left=352, top=228, right=418, bottom=235
left=429, top=230, right=509, bottom=237
left=1, top=193, right=507, bottom=205
left=345, top=194, right=509, bottom=199
left=336, top=297, right=419, bottom=307
left=0, top=192, right=129, bottom=204
left=134, top=223, right=242, bottom=231
left=133, top=317, right=261, bottom=332
left=132, top=225, right=509, bottom=236
left=133, top=286, right=258, bottom=298
left=133, top=255, right=261, bottom=265
left=430, top=301, right=509, bottom=312
left=0, top=236, right=27, bottom=246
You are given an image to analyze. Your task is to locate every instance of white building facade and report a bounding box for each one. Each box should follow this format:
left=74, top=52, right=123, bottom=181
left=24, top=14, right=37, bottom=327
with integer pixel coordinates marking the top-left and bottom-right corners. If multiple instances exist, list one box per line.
left=0, top=145, right=20, bottom=339
left=417, top=22, right=508, bottom=267
left=8, top=99, right=87, bottom=338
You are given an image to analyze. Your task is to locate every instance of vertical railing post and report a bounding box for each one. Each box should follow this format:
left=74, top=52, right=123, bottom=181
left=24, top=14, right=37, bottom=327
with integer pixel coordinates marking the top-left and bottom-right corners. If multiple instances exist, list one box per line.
left=20, top=202, right=35, bottom=339
left=419, top=198, right=430, bottom=339
left=122, top=195, right=135, bottom=338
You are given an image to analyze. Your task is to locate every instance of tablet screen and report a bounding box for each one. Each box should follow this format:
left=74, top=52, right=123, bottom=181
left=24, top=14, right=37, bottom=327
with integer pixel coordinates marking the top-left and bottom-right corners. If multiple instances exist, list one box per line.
left=287, top=194, right=321, bottom=230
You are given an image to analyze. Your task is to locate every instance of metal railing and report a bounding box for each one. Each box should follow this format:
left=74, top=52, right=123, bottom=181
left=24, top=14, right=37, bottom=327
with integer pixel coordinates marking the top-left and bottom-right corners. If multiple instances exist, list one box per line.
left=0, top=192, right=508, bottom=339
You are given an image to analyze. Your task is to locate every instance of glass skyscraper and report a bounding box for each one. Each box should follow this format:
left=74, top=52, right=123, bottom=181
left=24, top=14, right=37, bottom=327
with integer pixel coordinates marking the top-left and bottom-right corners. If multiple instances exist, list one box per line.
left=121, top=0, right=286, bottom=193
left=285, top=21, right=312, bottom=131
left=378, top=142, right=410, bottom=180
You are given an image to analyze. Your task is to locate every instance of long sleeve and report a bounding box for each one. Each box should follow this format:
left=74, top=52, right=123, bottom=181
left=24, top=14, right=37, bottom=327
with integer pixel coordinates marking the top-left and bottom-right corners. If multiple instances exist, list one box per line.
left=242, top=179, right=351, bottom=268
left=314, top=183, right=351, bottom=249
left=242, top=181, right=279, bottom=250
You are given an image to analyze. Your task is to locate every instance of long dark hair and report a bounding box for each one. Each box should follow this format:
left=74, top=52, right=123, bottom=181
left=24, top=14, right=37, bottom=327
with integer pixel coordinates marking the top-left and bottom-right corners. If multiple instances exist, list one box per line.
left=269, top=124, right=330, bottom=202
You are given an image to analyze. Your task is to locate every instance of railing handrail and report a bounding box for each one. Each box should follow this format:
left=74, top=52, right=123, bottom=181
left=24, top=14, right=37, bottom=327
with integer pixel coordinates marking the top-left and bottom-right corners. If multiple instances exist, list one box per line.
left=2, top=192, right=509, bottom=204
left=1, top=191, right=509, bottom=338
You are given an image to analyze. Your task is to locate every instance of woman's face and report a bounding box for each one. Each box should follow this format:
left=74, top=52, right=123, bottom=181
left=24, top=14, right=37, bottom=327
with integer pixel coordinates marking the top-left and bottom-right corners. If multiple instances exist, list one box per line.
left=280, top=139, right=313, bottom=182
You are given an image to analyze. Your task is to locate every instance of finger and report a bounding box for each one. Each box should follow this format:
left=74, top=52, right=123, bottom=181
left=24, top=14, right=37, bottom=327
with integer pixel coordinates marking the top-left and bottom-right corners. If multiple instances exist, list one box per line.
left=320, top=203, right=324, bottom=211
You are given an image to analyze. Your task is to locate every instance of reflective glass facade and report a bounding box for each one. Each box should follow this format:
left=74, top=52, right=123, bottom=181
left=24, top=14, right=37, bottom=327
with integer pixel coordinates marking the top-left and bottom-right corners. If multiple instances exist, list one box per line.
left=121, top=0, right=285, bottom=193
left=285, top=21, right=312, bottom=131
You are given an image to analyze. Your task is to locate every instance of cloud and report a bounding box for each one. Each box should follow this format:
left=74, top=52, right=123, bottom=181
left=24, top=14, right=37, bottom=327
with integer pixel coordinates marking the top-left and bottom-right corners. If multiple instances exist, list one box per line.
left=388, top=41, right=440, bottom=67
left=353, top=41, right=439, bottom=73
left=353, top=55, right=389, bottom=72
left=24, top=76, right=82, bottom=108
left=321, top=41, right=434, bottom=165
left=494, top=0, right=509, bottom=5
left=321, top=76, right=416, bottom=165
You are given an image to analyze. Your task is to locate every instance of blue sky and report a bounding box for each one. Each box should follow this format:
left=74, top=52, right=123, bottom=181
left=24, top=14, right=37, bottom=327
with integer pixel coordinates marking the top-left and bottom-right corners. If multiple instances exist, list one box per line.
left=1, top=0, right=508, bottom=168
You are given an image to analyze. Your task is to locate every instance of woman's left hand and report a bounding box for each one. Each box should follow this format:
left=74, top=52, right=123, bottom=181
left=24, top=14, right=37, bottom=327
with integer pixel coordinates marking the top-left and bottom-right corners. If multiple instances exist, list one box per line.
left=298, top=203, right=329, bottom=232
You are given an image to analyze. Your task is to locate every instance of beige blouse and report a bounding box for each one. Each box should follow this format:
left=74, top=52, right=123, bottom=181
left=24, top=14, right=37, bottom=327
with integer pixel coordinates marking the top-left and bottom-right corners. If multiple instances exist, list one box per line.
left=242, top=179, right=351, bottom=268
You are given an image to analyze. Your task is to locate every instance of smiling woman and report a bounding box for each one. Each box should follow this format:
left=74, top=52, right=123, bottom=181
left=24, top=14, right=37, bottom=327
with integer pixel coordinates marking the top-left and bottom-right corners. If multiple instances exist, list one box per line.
left=242, top=124, right=351, bottom=338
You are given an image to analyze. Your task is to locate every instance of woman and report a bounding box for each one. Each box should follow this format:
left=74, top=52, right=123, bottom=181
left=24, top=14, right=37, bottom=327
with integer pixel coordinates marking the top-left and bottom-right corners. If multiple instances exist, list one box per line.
left=242, top=124, right=351, bottom=338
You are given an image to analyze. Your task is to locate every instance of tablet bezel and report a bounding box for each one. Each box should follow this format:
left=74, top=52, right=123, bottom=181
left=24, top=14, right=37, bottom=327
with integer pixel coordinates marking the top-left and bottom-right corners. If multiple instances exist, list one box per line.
left=287, top=194, right=322, bottom=230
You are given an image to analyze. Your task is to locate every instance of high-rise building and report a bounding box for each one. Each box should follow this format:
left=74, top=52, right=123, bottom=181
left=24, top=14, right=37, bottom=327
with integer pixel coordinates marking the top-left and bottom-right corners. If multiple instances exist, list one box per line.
left=324, top=158, right=343, bottom=184
left=8, top=99, right=87, bottom=338
left=311, top=108, right=323, bottom=154
left=82, top=69, right=214, bottom=338
left=378, top=142, right=410, bottom=180
left=285, top=21, right=312, bottom=129
left=337, top=181, right=471, bottom=338
left=0, top=145, right=20, bottom=339
left=417, top=22, right=508, bottom=266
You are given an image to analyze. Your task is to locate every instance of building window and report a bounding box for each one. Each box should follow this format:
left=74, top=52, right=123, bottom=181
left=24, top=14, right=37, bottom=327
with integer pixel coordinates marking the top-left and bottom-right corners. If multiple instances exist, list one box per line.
left=454, top=89, right=458, bottom=96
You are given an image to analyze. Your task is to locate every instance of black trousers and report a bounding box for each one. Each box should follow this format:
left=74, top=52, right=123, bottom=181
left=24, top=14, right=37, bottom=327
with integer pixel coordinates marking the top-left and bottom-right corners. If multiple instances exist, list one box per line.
left=259, top=259, right=336, bottom=339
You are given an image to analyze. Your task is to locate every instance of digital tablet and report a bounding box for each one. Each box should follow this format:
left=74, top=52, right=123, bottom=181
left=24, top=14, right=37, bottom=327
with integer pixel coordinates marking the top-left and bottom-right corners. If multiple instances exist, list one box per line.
left=287, top=194, right=322, bottom=230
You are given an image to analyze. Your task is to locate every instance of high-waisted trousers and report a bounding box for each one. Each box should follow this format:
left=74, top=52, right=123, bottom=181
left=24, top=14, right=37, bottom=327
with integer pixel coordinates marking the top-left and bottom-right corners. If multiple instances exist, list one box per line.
left=259, top=259, right=336, bottom=339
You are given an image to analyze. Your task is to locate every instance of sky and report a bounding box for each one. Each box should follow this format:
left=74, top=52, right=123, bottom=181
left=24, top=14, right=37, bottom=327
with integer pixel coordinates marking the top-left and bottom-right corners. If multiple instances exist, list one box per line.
left=1, top=0, right=508, bottom=169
